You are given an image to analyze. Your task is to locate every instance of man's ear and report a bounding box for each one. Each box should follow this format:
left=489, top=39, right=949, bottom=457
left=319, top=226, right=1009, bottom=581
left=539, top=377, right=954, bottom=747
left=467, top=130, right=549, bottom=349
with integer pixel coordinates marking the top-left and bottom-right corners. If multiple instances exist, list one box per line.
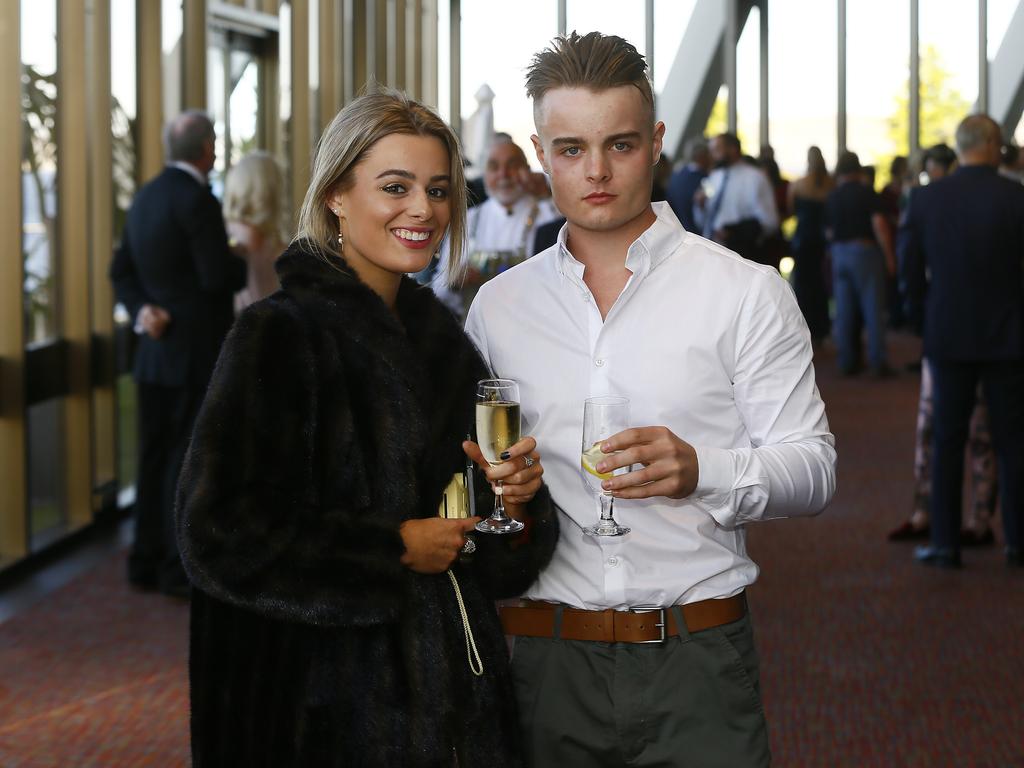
left=531, top=134, right=550, bottom=175
left=652, top=121, right=666, bottom=165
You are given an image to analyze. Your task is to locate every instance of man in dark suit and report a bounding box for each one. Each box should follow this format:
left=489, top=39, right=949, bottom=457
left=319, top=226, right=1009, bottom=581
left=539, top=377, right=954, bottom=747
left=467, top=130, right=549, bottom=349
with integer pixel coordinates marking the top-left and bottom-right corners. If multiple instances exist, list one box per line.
left=110, top=110, right=246, bottom=596
left=665, top=136, right=710, bottom=232
left=902, top=113, right=1024, bottom=569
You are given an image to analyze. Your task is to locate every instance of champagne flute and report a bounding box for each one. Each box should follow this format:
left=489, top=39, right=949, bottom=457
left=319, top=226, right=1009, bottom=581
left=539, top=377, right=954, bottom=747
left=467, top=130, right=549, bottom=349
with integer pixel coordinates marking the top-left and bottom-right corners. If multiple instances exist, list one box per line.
left=580, top=396, right=631, bottom=537
left=474, top=379, right=525, bottom=534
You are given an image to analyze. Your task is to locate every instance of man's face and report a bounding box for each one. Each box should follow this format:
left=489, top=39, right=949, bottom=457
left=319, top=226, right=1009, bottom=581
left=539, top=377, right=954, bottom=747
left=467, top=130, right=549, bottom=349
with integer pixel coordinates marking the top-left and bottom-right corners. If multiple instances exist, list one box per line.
left=709, top=136, right=733, bottom=168
left=924, top=159, right=948, bottom=181
left=484, top=141, right=529, bottom=207
left=531, top=86, right=663, bottom=236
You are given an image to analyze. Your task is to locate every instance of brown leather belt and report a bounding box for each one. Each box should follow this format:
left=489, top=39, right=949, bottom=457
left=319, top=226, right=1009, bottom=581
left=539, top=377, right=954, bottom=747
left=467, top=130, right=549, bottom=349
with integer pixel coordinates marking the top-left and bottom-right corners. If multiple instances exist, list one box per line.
left=499, top=594, right=746, bottom=644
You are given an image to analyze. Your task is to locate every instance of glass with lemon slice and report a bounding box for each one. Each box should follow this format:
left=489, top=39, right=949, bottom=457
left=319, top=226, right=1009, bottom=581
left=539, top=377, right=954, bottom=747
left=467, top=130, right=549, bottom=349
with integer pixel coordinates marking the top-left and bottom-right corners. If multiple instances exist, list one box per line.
left=580, top=396, right=631, bottom=536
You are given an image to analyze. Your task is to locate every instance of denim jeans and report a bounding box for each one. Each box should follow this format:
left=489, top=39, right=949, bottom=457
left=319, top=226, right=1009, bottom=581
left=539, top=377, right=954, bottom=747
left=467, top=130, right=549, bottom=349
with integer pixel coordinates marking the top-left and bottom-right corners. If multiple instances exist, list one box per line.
left=831, top=240, right=887, bottom=371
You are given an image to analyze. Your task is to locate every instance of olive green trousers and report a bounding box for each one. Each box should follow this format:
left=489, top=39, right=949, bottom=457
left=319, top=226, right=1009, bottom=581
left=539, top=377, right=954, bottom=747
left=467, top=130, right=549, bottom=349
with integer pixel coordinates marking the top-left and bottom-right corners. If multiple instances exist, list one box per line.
left=509, top=611, right=771, bottom=768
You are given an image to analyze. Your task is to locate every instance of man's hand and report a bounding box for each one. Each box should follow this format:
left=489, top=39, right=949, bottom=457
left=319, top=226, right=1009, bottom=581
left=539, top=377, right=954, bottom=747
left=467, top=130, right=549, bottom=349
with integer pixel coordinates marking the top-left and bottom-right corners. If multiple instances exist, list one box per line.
left=593, top=426, right=699, bottom=500
left=139, top=304, right=172, bottom=340
left=399, top=517, right=481, bottom=574
left=464, top=436, right=543, bottom=513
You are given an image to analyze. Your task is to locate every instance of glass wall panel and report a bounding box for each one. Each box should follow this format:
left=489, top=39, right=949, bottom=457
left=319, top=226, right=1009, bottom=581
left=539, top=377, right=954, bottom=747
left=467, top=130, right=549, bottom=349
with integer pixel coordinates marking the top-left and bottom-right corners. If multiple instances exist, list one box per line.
left=28, top=400, right=65, bottom=551
left=207, top=35, right=226, bottom=191
left=458, top=0, right=557, bottom=171
left=229, top=49, right=260, bottom=166
left=111, top=0, right=137, bottom=235
left=846, top=0, right=909, bottom=183
left=21, top=0, right=59, bottom=345
left=163, top=0, right=184, bottom=122
left=735, top=3, right=761, bottom=158
left=208, top=29, right=265, bottom=195
left=768, top=0, right=837, bottom=181
left=919, top=1, right=977, bottom=166
left=112, top=0, right=138, bottom=500
left=653, top=0, right=696, bottom=98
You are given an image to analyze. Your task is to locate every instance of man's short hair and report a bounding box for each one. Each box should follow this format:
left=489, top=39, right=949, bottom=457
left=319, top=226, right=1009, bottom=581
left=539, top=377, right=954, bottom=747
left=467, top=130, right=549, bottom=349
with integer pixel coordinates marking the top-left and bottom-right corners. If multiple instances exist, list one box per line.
left=164, top=110, right=215, bottom=164
left=683, top=136, right=709, bottom=162
left=715, top=132, right=742, bottom=153
left=924, top=143, right=956, bottom=172
left=835, top=150, right=861, bottom=177
left=525, top=31, right=653, bottom=120
left=955, top=114, right=1000, bottom=155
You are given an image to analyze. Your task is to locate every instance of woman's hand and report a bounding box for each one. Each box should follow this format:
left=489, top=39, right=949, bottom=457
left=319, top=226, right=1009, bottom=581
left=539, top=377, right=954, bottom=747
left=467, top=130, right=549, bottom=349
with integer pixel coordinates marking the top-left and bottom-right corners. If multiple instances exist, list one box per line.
left=399, top=517, right=480, bottom=574
left=463, top=436, right=544, bottom=515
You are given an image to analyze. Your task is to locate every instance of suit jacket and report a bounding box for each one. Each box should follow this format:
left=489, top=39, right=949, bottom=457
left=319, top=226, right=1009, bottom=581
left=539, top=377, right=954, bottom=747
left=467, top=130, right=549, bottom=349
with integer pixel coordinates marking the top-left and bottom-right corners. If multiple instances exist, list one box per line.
left=900, top=164, right=1024, bottom=361
left=530, top=216, right=566, bottom=256
left=176, top=240, right=559, bottom=766
left=110, top=166, right=246, bottom=388
left=665, top=164, right=707, bottom=232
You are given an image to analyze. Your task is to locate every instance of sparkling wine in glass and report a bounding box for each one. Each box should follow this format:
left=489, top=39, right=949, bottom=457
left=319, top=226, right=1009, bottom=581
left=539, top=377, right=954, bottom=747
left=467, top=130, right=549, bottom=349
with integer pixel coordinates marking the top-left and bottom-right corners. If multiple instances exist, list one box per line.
left=581, top=396, right=631, bottom=537
left=475, top=379, right=525, bottom=534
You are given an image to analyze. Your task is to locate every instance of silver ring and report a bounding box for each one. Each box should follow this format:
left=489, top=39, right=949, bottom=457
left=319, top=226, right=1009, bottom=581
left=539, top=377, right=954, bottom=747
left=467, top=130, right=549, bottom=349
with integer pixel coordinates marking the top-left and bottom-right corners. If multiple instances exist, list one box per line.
left=461, top=538, right=476, bottom=554
left=523, top=456, right=535, bottom=468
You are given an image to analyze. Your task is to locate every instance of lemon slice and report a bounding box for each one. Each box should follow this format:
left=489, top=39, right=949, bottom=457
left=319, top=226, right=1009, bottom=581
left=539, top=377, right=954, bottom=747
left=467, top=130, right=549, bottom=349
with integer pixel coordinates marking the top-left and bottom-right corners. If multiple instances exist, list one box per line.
left=581, top=443, right=612, bottom=480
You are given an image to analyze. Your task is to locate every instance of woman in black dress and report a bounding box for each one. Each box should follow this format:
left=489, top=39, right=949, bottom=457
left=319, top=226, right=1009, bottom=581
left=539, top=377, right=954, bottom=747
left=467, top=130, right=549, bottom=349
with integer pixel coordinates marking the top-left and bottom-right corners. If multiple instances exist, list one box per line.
left=787, top=145, right=834, bottom=344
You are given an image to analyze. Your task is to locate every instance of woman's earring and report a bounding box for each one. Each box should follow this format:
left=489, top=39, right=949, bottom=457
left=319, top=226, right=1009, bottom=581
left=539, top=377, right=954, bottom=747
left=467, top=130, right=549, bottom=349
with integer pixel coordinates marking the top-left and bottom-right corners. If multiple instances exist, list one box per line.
left=330, top=208, right=344, bottom=252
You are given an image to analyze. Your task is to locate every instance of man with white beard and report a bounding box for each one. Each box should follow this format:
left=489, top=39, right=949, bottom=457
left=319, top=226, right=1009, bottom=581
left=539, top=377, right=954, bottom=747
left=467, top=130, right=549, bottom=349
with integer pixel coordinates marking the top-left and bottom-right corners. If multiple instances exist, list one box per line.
left=432, top=133, right=560, bottom=316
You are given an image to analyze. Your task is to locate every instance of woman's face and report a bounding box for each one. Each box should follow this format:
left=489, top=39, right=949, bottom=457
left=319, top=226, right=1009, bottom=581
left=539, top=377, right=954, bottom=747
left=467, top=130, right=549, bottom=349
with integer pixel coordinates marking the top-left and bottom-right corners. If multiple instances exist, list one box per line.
left=328, top=133, right=451, bottom=289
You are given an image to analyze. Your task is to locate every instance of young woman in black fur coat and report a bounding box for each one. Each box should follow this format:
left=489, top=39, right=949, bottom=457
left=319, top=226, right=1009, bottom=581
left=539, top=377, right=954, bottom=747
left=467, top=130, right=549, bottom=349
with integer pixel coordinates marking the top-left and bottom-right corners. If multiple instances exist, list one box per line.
left=175, top=91, right=559, bottom=767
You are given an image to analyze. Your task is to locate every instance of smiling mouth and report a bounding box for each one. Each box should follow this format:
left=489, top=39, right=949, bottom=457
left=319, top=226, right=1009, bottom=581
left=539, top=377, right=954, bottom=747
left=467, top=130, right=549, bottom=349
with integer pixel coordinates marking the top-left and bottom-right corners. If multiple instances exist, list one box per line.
left=393, top=228, right=432, bottom=242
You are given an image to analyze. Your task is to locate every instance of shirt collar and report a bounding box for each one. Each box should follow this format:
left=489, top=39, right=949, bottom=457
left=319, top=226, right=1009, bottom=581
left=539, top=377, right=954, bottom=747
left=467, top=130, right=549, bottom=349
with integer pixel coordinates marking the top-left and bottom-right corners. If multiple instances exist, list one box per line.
left=484, top=194, right=537, bottom=217
left=170, top=161, right=208, bottom=186
left=556, top=201, right=682, bottom=283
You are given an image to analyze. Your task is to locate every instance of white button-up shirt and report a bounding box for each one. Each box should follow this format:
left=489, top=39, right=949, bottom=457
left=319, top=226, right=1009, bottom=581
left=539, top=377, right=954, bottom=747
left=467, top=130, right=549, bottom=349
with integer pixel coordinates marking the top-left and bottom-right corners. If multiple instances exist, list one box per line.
left=432, top=195, right=561, bottom=314
left=465, top=202, right=836, bottom=610
left=695, top=162, right=779, bottom=237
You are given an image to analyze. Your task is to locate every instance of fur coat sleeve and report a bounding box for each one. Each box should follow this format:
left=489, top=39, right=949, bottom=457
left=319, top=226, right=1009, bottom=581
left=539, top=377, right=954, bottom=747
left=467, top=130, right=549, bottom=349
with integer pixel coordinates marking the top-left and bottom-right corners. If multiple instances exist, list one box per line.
left=175, top=299, right=407, bottom=627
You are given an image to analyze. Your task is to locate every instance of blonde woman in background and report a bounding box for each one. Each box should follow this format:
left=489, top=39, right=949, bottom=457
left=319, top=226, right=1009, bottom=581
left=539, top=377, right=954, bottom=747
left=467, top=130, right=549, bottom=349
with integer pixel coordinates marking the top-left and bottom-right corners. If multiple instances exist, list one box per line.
left=222, top=151, right=286, bottom=311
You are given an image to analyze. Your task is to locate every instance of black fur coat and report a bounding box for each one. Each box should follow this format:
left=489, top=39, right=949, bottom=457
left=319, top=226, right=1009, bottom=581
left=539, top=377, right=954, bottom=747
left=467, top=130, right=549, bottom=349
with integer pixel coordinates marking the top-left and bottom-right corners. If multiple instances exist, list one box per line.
left=176, top=240, right=558, bottom=767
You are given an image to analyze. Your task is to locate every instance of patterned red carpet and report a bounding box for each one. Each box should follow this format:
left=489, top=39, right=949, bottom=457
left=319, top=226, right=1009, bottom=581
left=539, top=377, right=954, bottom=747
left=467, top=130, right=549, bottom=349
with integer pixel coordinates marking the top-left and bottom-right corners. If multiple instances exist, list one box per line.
left=0, top=557, right=189, bottom=766
left=0, top=333, right=1021, bottom=766
left=748, top=334, right=1024, bottom=766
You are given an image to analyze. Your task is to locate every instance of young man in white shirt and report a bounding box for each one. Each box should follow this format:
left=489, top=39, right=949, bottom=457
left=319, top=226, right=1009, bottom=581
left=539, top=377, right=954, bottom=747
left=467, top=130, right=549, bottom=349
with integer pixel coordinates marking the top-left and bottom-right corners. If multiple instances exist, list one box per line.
left=465, top=32, right=836, bottom=767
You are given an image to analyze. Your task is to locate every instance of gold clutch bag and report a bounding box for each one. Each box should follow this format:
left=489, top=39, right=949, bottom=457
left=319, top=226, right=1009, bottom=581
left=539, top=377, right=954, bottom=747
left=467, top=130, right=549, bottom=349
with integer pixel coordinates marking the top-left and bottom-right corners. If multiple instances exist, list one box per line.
left=438, top=471, right=472, bottom=519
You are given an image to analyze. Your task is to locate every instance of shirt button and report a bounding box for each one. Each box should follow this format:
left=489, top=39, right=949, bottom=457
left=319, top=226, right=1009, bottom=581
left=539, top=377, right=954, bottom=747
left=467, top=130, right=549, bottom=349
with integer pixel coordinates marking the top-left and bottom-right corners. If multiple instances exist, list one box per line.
left=595, top=358, right=605, bottom=367
left=607, top=556, right=619, bottom=567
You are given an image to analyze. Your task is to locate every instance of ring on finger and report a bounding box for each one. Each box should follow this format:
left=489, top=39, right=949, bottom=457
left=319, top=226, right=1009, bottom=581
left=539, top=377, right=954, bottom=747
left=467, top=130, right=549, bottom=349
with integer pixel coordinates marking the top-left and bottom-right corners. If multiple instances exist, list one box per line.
left=523, top=455, right=535, bottom=469
left=461, top=537, right=476, bottom=555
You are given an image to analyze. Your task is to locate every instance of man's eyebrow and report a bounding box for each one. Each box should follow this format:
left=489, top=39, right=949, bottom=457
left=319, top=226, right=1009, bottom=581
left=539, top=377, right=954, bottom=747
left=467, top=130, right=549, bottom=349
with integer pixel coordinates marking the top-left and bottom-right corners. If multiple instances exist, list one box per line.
left=374, top=169, right=451, bottom=183
left=551, top=132, right=643, bottom=147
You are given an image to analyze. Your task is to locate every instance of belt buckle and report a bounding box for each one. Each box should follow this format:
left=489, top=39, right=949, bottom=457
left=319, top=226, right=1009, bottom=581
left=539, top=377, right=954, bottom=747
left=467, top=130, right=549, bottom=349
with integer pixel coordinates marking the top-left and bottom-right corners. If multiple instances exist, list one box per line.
left=630, top=606, right=667, bottom=644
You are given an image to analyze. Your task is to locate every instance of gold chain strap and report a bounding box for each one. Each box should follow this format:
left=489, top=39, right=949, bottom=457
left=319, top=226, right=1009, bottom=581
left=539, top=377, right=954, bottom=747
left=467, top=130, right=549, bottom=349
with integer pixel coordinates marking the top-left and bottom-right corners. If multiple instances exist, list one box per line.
left=447, top=570, right=484, bottom=677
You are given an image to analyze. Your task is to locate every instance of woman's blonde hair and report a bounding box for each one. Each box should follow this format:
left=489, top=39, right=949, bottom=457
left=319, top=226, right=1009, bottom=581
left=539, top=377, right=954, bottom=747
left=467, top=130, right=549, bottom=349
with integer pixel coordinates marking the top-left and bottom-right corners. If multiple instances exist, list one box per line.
left=295, top=89, right=467, bottom=283
left=223, top=151, right=286, bottom=241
